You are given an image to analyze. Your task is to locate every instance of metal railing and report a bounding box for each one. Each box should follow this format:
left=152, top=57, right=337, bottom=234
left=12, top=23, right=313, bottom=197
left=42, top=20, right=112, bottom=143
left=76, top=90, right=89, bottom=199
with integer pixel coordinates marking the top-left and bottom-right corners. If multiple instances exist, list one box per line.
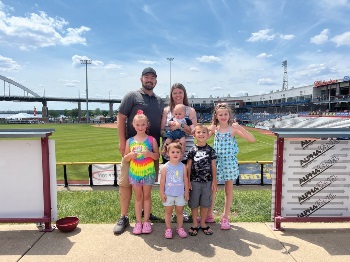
left=56, top=161, right=273, bottom=187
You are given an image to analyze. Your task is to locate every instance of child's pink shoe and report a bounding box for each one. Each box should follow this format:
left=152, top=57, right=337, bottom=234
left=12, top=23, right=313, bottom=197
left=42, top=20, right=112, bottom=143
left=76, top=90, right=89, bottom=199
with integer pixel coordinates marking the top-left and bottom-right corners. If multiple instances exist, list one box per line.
left=165, top=228, right=173, bottom=239
left=220, top=218, right=231, bottom=230
left=133, top=222, right=142, bottom=235
left=197, top=215, right=215, bottom=223
left=176, top=227, right=187, bottom=238
left=205, top=215, right=215, bottom=223
left=142, top=221, right=152, bottom=234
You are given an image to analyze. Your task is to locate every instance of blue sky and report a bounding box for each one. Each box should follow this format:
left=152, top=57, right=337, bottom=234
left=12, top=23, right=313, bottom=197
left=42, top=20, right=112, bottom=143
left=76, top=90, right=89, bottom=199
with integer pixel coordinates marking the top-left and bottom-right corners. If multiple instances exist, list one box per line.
left=1, top=0, right=350, bottom=111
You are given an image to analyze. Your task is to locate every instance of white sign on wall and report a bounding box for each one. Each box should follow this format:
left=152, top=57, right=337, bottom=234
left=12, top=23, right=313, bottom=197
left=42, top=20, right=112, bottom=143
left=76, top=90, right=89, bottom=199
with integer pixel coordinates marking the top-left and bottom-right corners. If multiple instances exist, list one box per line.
left=92, top=164, right=116, bottom=185
left=281, top=139, right=350, bottom=217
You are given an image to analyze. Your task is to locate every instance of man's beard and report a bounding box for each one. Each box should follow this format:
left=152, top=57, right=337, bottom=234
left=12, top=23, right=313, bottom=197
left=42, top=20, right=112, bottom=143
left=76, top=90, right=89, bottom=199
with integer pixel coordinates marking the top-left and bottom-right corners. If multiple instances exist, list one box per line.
left=142, top=81, right=155, bottom=91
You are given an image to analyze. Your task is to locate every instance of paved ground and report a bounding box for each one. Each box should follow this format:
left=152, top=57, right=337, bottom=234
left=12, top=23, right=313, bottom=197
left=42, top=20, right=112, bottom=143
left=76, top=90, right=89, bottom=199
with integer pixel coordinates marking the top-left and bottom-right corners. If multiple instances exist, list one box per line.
left=1, top=222, right=350, bottom=262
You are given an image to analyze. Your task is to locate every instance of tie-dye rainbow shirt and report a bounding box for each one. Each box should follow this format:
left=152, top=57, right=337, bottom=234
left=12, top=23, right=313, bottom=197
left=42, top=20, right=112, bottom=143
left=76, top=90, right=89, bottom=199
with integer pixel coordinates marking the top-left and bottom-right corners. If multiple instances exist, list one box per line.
left=128, top=136, right=156, bottom=185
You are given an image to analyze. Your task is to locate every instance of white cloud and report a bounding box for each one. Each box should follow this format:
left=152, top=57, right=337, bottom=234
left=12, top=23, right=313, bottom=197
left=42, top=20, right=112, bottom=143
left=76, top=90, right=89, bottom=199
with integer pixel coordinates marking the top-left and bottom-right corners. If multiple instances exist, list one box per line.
left=247, top=29, right=276, bottom=42
left=72, top=55, right=90, bottom=67
left=196, top=55, right=221, bottom=63
left=64, top=82, right=77, bottom=87
left=310, top=29, right=329, bottom=45
left=58, top=79, right=80, bottom=83
left=104, top=63, right=123, bottom=70
left=257, top=78, right=274, bottom=85
left=189, top=67, right=199, bottom=72
left=71, top=55, right=104, bottom=68
left=294, top=63, right=329, bottom=77
left=61, top=26, right=90, bottom=46
left=92, top=60, right=104, bottom=67
left=142, top=4, right=158, bottom=21
left=210, top=86, right=223, bottom=91
left=0, top=55, right=21, bottom=72
left=319, top=0, right=350, bottom=9
left=138, top=60, right=158, bottom=65
left=214, top=40, right=231, bottom=48
left=331, top=31, right=350, bottom=46
left=0, top=4, right=90, bottom=50
left=247, top=29, right=294, bottom=42
left=280, top=34, right=295, bottom=40
left=257, top=53, right=272, bottom=58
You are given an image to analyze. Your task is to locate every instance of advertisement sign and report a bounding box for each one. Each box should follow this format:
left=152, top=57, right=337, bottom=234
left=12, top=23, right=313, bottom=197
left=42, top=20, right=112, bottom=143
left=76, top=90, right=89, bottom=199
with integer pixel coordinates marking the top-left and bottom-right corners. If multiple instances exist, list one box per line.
left=239, top=163, right=272, bottom=185
left=280, top=139, right=350, bottom=217
left=92, top=164, right=116, bottom=185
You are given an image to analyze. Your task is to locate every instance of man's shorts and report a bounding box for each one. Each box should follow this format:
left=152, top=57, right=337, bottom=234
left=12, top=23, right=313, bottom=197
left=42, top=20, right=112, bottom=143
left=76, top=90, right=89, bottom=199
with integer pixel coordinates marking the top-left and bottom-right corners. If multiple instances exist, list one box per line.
left=188, top=181, right=212, bottom=209
left=118, top=158, right=131, bottom=187
left=162, top=195, right=186, bottom=207
left=118, top=158, right=160, bottom=187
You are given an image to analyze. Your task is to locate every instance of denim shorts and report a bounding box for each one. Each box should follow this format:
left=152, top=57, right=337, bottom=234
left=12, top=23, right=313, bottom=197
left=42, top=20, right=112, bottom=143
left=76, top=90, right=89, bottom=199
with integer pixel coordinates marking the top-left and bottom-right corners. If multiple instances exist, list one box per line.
left=162, top=195, right=186, bottom=207
left=142, top=177, right=156, bottom=186
left=166, top=129, right=186, bottom=140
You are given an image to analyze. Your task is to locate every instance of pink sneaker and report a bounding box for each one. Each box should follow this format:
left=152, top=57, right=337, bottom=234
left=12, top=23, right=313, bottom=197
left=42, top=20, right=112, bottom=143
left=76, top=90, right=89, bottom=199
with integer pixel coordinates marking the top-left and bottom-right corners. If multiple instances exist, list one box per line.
left=176, top=227, right=187, bottom=238
left=133, top=222, right=142, bottom=235
left=165, top=228, right=173, bottom=239
left=142, top=221, right=152, bottom=234
left=197, top=216, right=215, bottom=223
left=205, top=215, right=215, bottom=223
left=220, top=218, right=231, bottom=230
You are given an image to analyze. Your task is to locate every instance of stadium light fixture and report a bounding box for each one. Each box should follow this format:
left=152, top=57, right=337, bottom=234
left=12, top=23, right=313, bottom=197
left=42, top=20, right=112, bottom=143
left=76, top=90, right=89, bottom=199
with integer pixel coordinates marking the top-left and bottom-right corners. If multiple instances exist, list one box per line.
left=80, top=59, right=92, bottom=123
left=167, top=58, right=174, bottom=88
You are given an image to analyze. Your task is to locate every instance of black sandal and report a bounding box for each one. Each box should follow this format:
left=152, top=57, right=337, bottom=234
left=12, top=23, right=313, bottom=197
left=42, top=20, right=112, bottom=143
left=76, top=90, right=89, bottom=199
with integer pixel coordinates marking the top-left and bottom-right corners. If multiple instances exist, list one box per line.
left=189, top=226, right=199, bottom=236
left=201, top=226, right=213, bottom=235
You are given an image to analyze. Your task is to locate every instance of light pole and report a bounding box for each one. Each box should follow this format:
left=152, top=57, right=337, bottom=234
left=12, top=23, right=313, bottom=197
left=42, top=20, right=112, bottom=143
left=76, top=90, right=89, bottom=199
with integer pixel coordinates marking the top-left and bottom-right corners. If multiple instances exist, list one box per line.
left=80, top=59, right=92, bottom=122
left=167, top=58, right=174, bottom=88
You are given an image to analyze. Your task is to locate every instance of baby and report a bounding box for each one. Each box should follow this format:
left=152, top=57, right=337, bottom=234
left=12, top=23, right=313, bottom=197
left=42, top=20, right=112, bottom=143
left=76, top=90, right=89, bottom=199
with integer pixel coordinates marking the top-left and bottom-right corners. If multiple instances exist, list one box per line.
left=164, top=104, right=194, bottom=154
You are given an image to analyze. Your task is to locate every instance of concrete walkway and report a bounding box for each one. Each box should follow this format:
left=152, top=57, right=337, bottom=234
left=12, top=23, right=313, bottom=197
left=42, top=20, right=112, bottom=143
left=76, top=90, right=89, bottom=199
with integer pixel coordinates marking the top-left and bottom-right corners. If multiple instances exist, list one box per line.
left=1, top=222, right=350, bottom=262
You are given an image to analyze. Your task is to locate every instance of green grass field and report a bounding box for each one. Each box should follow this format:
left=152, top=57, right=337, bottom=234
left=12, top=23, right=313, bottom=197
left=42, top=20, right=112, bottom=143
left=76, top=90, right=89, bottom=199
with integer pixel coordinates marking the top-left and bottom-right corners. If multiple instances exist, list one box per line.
left=0, top=123, right=275, bottom=161
left=58, top=188, right=272, bottom=224
left=0, top=123, right=275, bottom=181
left=0, top=123, right=275, bottom=223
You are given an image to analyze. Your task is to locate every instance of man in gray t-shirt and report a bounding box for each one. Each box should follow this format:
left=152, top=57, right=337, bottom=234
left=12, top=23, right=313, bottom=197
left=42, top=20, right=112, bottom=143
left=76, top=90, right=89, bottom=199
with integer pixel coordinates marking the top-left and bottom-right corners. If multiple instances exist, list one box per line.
left=114, top=67, right=164, bottom=235
left=118, top=88, right=164, bottom=146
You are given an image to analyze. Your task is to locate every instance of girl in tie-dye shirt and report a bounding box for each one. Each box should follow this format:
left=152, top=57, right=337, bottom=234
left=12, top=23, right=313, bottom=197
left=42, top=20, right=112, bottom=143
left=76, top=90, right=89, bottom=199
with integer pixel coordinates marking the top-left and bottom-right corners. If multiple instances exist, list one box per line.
left=124, top=110, right=159, bottom=235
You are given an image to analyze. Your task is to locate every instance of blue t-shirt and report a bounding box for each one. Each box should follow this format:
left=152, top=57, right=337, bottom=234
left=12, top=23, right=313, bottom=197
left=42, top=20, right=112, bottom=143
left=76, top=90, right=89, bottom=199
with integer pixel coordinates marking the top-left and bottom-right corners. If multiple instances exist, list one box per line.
left=164, top=162, right=185, bottom=196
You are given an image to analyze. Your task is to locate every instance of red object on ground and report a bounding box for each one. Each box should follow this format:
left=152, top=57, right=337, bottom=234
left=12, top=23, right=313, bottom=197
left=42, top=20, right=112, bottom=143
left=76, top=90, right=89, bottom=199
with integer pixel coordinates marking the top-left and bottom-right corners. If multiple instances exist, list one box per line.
left=56, top=216, right=79, bottom=232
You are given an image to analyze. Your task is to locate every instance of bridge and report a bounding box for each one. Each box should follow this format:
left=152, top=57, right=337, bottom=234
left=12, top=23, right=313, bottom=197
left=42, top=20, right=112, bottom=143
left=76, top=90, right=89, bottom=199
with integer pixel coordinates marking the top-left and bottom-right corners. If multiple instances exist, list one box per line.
left=0, top=74, right=121, bottom=119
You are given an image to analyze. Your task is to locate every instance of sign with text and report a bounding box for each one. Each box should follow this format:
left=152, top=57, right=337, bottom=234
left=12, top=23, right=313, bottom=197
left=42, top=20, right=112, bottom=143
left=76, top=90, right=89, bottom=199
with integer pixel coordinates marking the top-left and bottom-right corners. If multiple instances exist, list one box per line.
left=92, top=164, right=115, bottom=185
left=281, top=139, right=350, bottom=217
left=239, top=163, right=272, bottom=185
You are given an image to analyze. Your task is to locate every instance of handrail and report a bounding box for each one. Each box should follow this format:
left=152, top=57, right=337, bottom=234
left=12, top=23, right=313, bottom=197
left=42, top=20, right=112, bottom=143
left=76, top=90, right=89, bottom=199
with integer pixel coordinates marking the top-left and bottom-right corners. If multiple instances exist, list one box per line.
left=57, top=161, right=120, bottom=165
left=56, top=161, right=273, bottom=188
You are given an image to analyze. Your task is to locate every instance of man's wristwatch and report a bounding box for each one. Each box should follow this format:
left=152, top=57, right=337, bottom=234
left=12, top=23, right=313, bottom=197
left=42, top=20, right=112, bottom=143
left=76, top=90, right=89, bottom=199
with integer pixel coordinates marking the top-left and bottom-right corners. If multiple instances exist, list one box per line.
left=181, top=123, right=185, bottom=130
